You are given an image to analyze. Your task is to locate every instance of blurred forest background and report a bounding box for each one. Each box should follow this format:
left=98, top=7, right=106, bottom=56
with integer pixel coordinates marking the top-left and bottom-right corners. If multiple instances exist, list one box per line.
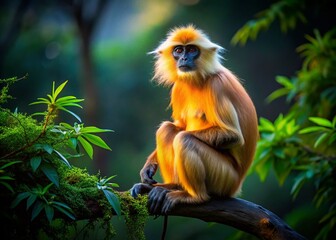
left=1, top=0, right=335, bottom=239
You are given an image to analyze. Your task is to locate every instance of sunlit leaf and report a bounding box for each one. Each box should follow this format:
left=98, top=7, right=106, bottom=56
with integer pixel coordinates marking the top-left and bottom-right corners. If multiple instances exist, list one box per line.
left=53, top=81, right=68, bottom=100
left=314, top=132, right=329, bottom=148
left=78, top=136, right=93, bottom=159
left=82, top=133, right=111, bottom=150
left=299, top=126, right=327, bottom=134
left=309, top=117, right=333, bottom=128
left=80, top=126, right=113, bottom=133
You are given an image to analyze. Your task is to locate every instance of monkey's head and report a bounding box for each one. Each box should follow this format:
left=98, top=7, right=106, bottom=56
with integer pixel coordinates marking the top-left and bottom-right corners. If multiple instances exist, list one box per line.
left=151, top=25, right=224, bottom=86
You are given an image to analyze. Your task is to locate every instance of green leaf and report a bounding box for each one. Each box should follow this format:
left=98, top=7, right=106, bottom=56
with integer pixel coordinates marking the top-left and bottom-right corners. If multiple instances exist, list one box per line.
left=0, top=160, right=21, bottom=170
left=42, top=183, right=54, bottom=195
left=0, top=181, right=15, bottom=193
left=78, top=136, right=93, bottom=159
left=291, top=175, right=306, bottom=199
left=58, top=107, right=82, bottom=122
left=102, top=189, right=121, bottom=216
left=53, top=204, right=76, bottom=220
left=56, top=96, right=83, bottom=105
left=53, top=81, right=68, bottom=100
left=45, top=205, right=54, bottom=223
left=41, top=164, right=59, bottom=187
left=309, top=117, right=333, bottom=128
left=255, top=157, right=272, bottom=182
left=11, top=192, right=31, bottom=208
left=53, top=149, right=71, bottom=168
left=69, top=138, right=78, bottom=149
left=273, top=147, right=286, bottom=159
left=273, top=159, right=291, bottom=186
left=80, top=126, right=113, bottom=134
left=52, top=201, right=76, bottom=219
left=34, top=144, right=53, bottom=154
left=0, top=176, right=14, bottom=180
left=52, top=201, right=73, bottom=211
left=267, top=88, right=289, bottom=103
left=299, top=126, right=328, bottom=134
left=26, top=194, right=37, bottom=210
left=259, top=117, right=275, bottom=132
left=31, top=201, right=44, bottom=221
left=314, top=132, right=329, bottom=148
left=30, top=156, right=42, bottom=172
left=82, top=133, right=112, bottom=150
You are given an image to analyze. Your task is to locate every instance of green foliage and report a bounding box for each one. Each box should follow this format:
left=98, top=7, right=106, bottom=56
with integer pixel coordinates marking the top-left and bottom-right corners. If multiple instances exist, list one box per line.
left=0, top=74, right=28, bottom=105
left=30, top=80, right=84, bottom=122
left=97, top=175, right=121, bottom=216
left=253, top=114, right=300, bottom=185
left=231, top=0, right=306, bottom=46
left=0, top=160, right=21, bottom=192
left=11, top=183, right=75, bottom=223
left=233, top=1, right=336, bottom=239
left=55, top=122, right=113, bottom=159
left=0, top=78, right=122, bottom=239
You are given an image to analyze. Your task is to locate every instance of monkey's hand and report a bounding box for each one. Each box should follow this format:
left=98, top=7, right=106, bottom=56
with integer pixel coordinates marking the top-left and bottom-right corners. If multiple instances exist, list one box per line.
left=140, top=163, right=158, bottom=185
left=130, top=183, right=154, bottom=198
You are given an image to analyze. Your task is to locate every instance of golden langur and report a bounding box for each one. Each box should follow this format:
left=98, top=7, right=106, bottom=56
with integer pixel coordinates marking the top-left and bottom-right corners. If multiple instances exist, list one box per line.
left=131, top=25, right=258, bottom=214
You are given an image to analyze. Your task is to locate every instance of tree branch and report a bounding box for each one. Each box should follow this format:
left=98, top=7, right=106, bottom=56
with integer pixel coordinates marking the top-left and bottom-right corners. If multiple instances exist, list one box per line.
left=165, top=197, right=306, bottom=240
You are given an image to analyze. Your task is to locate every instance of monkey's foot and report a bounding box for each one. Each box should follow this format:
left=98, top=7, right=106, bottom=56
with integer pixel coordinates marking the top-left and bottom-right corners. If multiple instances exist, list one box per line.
left=130, top=183, right=154, bottom=198
left=148, top=186, right=175, bottom=214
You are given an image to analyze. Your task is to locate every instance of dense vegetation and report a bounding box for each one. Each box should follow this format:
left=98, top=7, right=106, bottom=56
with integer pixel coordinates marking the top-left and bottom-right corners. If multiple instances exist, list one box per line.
left=0, top=78, right=148, bottom=239
left=232, top=0, right=336, bottom=239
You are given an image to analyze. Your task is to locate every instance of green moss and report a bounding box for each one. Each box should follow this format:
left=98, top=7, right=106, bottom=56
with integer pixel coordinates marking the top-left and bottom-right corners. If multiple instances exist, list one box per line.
left=120, top=192, right=149, bottom=240
left=56, top=164, right=101, bottom=218
left=0, top=111, right=42, bottom=155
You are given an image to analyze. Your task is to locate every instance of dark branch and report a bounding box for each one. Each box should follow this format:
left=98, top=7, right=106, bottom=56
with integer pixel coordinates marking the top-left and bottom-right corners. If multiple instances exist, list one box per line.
left=167, top=197, right=306, bottom=240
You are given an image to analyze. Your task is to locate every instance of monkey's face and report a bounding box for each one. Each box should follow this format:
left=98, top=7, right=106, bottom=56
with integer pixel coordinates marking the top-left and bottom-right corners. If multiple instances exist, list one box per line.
left=172, top=45, right=200, bottom=73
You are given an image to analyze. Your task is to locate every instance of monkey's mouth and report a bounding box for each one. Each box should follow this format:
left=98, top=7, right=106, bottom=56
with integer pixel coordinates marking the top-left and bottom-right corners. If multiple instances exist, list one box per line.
left=179, top=66, right=194, bottom=72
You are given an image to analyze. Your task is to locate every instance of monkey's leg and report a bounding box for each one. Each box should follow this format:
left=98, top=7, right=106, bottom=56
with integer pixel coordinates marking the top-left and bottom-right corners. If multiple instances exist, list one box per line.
left=155, top=121, right=182, bottom=183
left=150, top=131, right=240, bottom=214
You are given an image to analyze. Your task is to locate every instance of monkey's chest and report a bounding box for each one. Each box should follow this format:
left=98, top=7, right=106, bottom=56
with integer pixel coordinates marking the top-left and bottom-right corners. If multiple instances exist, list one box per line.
left=183, top=109, right=210, bottom=131
left=175, top=100, right=212, bottom=131
left=172, top=83, right=213, bottom=131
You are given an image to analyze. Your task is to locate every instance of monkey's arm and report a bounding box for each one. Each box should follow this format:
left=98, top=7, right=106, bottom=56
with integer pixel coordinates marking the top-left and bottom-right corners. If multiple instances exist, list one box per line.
left=191, top=126, right=244, bottom=149
left=140, top=150, right=158, bottom=185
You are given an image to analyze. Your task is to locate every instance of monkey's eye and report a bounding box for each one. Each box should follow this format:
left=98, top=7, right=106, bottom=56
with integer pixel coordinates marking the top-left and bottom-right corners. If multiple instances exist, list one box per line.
left=186, top=45, right=198, bottom=53
left=174, top=46, right=183, bottom=54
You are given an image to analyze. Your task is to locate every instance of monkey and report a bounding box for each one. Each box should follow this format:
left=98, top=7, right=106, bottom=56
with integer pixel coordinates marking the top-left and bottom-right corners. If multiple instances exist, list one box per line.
left=131, top=25, right=258, bottom=214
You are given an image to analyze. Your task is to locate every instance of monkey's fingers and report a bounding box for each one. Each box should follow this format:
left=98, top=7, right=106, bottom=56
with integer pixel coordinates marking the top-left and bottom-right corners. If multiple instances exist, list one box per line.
left=148, top=187, right=169, bottom=214
left=140, top=167, right=158, bottom=185
left=130, top=183, right=154, bottom=198
left=161, top=194, right=176, bottom=214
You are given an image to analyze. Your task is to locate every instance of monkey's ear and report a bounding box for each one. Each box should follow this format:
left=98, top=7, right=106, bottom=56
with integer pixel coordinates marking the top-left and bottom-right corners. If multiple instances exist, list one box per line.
left=147, top=50, right=162, bottom=55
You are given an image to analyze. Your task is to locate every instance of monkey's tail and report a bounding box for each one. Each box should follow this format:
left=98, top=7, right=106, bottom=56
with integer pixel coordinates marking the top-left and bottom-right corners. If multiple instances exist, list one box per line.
left=161, top=215, right=168, bottom=240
